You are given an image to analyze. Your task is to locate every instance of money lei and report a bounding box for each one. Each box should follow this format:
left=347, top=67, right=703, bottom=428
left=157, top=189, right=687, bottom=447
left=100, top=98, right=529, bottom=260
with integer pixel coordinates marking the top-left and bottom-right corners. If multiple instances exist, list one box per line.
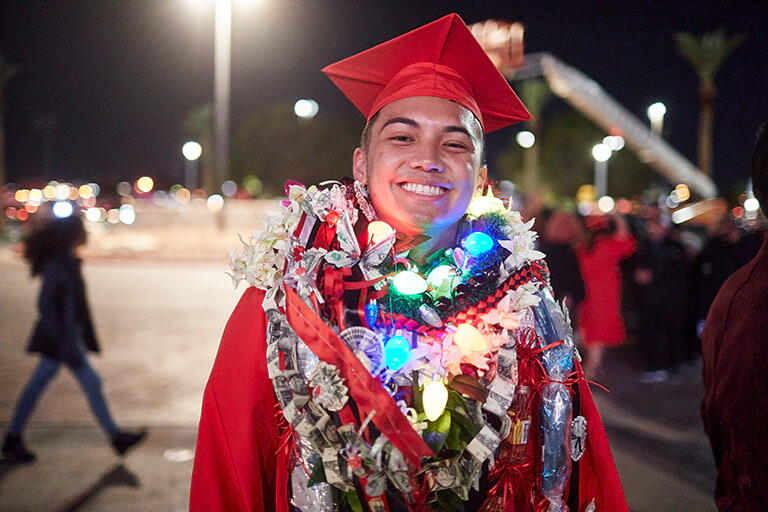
left=245, top=181, right=575, bottom=510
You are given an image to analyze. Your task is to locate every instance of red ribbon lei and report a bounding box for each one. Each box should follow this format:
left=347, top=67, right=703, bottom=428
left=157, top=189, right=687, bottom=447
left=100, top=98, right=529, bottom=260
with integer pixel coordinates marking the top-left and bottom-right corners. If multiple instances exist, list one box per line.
left=284, top=285, right=434, bottom=467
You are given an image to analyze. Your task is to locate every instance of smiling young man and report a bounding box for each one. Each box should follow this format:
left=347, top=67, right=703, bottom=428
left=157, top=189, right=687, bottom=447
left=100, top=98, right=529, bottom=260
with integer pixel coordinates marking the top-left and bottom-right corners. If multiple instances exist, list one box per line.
left=353, top=96, right=487, bottom=264
left=190, top=14, right=627, bottom=512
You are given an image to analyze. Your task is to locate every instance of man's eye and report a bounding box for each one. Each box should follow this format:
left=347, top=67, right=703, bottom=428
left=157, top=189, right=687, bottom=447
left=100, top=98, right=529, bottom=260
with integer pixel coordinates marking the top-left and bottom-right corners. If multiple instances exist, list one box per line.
left=445, top=142, right=469, bottom=150
left=390, top=136, right=413, bottom=142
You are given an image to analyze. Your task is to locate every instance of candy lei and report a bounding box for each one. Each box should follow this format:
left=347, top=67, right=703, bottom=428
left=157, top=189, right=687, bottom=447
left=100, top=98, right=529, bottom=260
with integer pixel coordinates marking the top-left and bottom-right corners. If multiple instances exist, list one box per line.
left=228, top=179, right=582, bottom=512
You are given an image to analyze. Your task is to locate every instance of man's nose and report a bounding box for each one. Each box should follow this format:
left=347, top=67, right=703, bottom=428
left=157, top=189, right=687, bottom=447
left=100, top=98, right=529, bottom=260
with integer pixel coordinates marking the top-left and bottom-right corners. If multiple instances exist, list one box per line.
left=410, top=146, right=444, bottom=173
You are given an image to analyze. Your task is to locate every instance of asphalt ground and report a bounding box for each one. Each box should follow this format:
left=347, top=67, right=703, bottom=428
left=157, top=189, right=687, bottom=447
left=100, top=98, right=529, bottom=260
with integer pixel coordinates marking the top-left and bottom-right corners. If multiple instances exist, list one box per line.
left=0, top=251, right=716, bottom=511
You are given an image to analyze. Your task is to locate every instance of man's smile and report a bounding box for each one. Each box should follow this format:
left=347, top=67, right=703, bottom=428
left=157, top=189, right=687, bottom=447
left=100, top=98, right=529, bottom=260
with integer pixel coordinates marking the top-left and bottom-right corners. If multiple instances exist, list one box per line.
left=397, top=181, right=450, bottom=197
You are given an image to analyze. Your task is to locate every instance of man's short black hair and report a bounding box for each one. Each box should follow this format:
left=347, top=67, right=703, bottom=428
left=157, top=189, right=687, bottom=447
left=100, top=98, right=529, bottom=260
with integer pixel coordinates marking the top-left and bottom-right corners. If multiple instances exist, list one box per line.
left=359, top=109, right=487, bottom=166
left=752, top=123, right=768, bottom=207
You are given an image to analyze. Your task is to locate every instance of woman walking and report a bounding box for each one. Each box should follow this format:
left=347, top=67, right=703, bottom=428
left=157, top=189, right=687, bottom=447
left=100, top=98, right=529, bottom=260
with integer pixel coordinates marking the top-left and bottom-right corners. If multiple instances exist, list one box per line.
left=576, top=213, right=636, bottom=378
left=2, top=215, right=146, bottom=462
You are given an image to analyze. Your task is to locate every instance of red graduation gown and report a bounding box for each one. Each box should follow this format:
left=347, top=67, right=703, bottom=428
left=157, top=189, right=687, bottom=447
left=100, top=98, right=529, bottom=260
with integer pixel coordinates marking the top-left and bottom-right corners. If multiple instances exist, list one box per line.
left=190, top=287, right=629, bottom=512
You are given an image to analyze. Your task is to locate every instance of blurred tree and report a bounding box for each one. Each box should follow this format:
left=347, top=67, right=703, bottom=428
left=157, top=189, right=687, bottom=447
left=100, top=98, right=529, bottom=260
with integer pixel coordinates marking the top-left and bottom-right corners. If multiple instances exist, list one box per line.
left=675, top=31, right=745, bottom=177
left=0, top=54, right=19, bottom=188
left=231, top=102, right=360, bottom=196
left=518, top=78, right=552, bottom=192
left=180, top=103, right=215, bottom=192
left=496, top=109, right=654, bottom=202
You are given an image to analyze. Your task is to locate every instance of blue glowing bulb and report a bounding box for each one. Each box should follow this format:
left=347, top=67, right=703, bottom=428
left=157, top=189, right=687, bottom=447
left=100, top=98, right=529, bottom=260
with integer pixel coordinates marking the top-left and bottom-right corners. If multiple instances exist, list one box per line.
left=384, top=335, right=411, bottom=371
left=461, top=231, right=494, bottom=257
left=364, top=302, right=379, bottom=328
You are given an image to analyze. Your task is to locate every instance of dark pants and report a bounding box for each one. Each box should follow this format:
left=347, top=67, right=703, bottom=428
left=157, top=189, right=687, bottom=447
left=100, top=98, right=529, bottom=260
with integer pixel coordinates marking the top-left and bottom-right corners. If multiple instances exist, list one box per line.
left=637, top=301, right=684, bottom=372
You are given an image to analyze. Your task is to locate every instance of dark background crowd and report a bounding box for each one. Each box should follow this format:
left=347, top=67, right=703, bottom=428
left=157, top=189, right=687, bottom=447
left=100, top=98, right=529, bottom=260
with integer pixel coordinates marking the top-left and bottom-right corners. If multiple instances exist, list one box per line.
left=532, top=205, right=764, bottom=382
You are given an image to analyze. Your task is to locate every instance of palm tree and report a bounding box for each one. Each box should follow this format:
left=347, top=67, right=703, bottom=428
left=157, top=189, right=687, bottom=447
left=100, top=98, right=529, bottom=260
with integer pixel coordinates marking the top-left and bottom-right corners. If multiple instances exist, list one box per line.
left=0, top=54, right=19, bottom=189
left=675, top=31, right=744, bottom=177
left=517, top=78, right=551, bottom=192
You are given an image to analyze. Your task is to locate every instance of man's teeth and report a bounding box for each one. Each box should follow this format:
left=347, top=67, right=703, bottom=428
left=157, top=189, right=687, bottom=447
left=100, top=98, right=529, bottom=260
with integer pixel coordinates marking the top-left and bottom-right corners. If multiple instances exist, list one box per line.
left=400, top=183, right=446, bottom=196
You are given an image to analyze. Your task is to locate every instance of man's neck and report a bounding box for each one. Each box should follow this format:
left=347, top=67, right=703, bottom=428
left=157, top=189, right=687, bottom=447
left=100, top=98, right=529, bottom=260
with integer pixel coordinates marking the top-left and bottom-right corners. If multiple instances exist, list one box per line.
left=407, top=223, right=460, bottom=265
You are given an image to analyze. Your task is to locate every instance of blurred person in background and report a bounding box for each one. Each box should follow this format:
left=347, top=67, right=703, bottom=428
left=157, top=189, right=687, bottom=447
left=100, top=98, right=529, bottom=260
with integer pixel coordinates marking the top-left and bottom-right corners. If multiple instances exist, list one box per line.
left=576, top=213, right=636, bottom=378
left=701, top=123, right=768, bottom=511
left=693, top=217, right=762, bottom=338
left=538, top=209, right=585, bottom=313
left=630, top=211, right=688, bottom=382
left=1, top=215, right=146, bottom=463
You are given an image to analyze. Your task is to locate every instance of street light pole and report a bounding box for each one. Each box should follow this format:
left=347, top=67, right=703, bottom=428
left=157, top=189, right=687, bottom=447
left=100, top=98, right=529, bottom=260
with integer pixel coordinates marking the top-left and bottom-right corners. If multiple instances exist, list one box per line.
left=182, top=141, right=202, bottom=190
left=214, top=0, right=232, bottom=229
left=592, top=143, right=612, bottom=199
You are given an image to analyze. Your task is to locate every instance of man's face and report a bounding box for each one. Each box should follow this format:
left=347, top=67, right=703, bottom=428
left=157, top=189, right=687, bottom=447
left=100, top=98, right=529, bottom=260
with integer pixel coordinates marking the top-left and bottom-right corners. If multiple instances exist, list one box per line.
left=353, top=96, right=487, bottom=237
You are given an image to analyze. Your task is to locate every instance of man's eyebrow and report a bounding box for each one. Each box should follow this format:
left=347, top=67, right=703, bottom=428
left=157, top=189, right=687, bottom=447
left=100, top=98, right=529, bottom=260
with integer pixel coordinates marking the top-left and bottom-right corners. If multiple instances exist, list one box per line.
left=444, top=125, right=474, bottom=139
left=379, top=118, right=475, bottom=140
left=379, top=117, right=419, bottom=132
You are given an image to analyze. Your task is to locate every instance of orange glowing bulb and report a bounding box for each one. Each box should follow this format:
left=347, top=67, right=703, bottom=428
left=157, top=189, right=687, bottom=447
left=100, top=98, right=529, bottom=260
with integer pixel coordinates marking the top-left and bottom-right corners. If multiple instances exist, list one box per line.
left=453, top=324, right=488, bottom=354
left=367, top=220, right=394, bottom=245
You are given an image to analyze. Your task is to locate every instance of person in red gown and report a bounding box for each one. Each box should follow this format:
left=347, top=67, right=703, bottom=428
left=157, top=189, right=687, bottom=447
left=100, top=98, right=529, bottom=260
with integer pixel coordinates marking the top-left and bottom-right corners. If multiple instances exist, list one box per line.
left=576, top=213, right=636, bottom=377
left=190, top=14, right=629, bottom=512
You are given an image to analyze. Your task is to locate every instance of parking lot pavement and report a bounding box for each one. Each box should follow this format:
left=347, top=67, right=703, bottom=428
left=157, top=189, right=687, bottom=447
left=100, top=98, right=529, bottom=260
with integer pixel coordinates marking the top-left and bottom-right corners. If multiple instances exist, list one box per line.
left=0, top=426, right=195, bottom=512
left=0, top=253, right=717, bottom=511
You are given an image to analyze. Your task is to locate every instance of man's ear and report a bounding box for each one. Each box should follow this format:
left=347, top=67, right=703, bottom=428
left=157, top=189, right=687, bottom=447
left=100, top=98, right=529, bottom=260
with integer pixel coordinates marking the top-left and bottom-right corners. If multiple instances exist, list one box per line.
left=476, top=166, right=488, bottom=194
left=353, top=147, right=367, bottom=183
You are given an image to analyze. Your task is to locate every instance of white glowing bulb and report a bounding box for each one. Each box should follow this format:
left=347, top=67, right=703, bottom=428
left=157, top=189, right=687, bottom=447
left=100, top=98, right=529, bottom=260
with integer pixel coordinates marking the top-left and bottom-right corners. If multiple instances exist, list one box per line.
left=744, top=197, right=760, bottom=212
left=423, top=378, right=449, bottom=422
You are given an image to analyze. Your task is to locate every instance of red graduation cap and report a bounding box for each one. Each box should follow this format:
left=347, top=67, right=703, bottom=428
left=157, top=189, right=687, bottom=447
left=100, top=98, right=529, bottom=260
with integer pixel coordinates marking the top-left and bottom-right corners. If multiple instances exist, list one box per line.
left=322, top=13, right=530, bottom=133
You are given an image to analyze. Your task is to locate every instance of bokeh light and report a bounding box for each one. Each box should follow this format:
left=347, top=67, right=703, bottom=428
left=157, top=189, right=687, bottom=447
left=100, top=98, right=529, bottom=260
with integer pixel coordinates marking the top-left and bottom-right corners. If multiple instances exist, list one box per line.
left=119, top=204, right=136, bottom=225
left=674, top=184, right=691, bottom=202
left=221, top=180, right=238, bottom=197
left=744, top=197, right=760, bottom=212
left=182, top=141, right=202, bottom=161
left=14, top=189, right=29, bottom=203
left=597, top=196, right=615, bottom=213
left=117, top=181, right=132, bottom=197
left=592, top=143, right=612, bottom=162
left=55, top=184, right=70, bottom=200
left=53, top=201, right=74, bottom=218
left=28, top=189, right=43, bottom=203
left=516, top=130, right=535, bottom=149
left=136, top=176, right=154, bottom=194
left=78, top=184, right=94, bottom=199
left=207, top=194, right=224, bottom=212
left=294, top=99, right=319, bottom=119
left=85, top=207, right=102, bottom=222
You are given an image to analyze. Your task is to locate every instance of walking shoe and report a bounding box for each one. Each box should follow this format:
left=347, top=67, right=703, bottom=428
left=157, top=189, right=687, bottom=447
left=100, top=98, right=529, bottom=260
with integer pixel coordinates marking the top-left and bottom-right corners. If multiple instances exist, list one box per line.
left=111, top=429, right=148, bottom=456
left=2, top=432, right=36, bottom=463
left=639, top=370, right=669, bottom=384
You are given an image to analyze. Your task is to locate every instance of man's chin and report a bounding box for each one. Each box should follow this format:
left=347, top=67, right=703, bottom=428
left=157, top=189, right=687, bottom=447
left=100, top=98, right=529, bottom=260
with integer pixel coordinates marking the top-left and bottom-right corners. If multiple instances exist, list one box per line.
left=380, top=212, right=457, bottom=237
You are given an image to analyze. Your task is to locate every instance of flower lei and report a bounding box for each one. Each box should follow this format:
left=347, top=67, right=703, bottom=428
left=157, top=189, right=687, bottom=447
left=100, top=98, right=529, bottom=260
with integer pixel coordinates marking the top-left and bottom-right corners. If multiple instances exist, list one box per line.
left=228, top=178, right=580, bottom=512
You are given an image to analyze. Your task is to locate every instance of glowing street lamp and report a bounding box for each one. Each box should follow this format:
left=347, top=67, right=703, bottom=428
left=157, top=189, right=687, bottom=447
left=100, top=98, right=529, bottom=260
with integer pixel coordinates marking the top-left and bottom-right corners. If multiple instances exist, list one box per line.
left=516, top=130, right=535, bottom=149
left=182, top=141, right=202, bottom=190
left=592, top=143, right=612, bottom=198
left=647, top=102, right=667, bottom=136
left=294, top=99, right=319, bottom=119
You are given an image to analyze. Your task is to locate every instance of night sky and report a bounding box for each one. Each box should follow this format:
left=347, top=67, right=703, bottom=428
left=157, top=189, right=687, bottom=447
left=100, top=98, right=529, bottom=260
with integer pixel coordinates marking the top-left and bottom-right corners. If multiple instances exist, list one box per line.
left=1, top=0, right=767, bottom=196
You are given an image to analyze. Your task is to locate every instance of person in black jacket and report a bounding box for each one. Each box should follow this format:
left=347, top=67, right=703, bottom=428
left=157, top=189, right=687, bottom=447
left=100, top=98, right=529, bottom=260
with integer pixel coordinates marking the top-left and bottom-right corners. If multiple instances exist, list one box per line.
left=2, top=215, right=146, bottom=462
left=630, top=213, right=688, bottom=382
